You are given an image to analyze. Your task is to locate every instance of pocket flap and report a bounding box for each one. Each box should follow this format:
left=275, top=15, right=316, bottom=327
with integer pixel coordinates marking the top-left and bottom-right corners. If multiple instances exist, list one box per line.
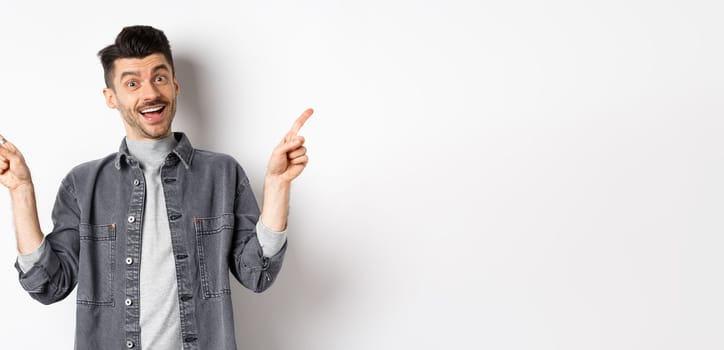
left=79, top=223, right=116, bottom=241
left=195, top=214, right=234, bottom=235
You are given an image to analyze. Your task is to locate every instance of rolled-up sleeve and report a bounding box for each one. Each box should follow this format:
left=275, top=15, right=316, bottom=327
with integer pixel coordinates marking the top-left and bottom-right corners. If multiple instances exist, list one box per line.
left=17, top=238, right=46, bottom=273
left=229, top=173, right=287, bottom=293
left=256, top=219, right=287, bottom=258
left=15, top=179, right=80, bottom=305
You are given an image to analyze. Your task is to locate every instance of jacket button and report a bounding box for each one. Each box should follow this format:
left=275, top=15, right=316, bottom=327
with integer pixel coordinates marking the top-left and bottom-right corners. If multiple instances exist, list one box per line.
left=125, top=257, right=133, bottom=265
left=127, top=216, right=135, bottom=223
left=125, top=298, right=133, bottom=306
left=126, top=340, right=134, bottom=348
left=133, top=179, right=140, bottom=186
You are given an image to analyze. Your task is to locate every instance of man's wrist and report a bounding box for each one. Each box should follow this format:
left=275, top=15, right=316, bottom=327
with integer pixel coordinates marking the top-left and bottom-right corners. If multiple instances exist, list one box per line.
left=9, top=181, right=35, bottom=198
left=9, top=183, right=35, bottom=214
left=264, top=175, right=291, bottom=191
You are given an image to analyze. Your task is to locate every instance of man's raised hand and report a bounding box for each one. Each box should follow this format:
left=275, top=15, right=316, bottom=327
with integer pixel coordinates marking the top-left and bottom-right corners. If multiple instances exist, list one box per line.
left=0, top=135, right=32, bottom=192
left=266, top=108, right=313, bottom=183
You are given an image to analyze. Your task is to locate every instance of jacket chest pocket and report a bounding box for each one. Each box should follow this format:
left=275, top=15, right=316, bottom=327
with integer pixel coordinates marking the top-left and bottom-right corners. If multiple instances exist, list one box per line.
left=195, top=214, right=234, bottom=299
left=78, top=223, right=116, bottom=306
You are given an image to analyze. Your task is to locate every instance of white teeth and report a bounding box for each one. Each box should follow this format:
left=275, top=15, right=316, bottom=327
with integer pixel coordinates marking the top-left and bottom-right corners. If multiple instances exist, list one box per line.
left=141, top=106, right=164, bottom=113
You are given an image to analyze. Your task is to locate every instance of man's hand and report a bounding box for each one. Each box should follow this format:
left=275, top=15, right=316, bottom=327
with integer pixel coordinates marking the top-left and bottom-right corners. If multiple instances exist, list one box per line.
left=260, top=108, right=313, bottom=232
left=0, top=135, right=43, bottom=254
left=0, top=135, right=33, bottom=192
left=265, top=108, right=313, bottom=184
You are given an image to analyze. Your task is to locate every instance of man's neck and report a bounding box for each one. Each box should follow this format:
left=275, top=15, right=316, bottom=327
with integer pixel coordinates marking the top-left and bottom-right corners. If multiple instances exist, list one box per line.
left=125, top=134, right=178, bottom=169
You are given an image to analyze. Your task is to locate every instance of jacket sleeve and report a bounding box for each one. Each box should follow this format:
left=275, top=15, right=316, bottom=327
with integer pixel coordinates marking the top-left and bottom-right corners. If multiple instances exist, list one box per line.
left=15, top=179, right=80, bottom=305
left=228, top=172, right=287, bottom=293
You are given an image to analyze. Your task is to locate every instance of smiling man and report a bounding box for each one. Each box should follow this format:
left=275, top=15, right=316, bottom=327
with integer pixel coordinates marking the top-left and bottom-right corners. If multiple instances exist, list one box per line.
left=0, top=25, right=311, bottom=350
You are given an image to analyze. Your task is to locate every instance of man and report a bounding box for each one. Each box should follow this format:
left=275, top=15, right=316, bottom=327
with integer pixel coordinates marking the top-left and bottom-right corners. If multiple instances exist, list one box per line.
left=0, top=25, right=311, bottom=349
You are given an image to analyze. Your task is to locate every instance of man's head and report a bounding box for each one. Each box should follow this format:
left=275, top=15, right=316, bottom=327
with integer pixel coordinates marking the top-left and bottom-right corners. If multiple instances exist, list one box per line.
left=98, top=25, right=180, bottom=141
left=98, top=25, right=175, bottom=89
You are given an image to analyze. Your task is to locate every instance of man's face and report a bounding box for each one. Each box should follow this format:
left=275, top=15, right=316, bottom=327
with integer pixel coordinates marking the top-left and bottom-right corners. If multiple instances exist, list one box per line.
left=103, top=53, right=180, bottom=141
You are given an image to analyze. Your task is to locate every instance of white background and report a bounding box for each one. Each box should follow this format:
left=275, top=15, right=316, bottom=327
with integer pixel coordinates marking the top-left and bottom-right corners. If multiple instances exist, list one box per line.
left=1, top=1, right=722, bottom=349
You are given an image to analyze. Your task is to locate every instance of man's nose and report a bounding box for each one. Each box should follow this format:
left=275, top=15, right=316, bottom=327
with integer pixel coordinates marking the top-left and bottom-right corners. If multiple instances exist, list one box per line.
left=139, top=81, right=161, bottom=102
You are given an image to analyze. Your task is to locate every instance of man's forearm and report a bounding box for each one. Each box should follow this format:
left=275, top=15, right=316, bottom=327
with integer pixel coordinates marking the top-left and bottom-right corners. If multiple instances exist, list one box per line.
left=260, top=177, right=291, bottom=232
left=10, top=183, right=44, bottom=254
left=259, top=109, right=311, bottom=231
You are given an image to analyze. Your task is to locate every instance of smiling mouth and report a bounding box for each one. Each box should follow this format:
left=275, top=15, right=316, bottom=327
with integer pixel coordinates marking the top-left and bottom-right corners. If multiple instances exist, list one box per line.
left=140, top=105, right=165, bottom=114
left=139, top=105, right=167, bottom=122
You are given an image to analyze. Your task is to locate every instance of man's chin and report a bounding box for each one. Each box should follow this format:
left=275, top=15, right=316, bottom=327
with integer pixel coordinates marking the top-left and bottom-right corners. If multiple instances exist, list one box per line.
left=140, top=126, right=173, bottom=140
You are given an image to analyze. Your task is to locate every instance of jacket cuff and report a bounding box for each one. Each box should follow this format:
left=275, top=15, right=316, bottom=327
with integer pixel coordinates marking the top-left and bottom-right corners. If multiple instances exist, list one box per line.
left=17, top=238, right=47, bottom=273
left=256, top=220, right=287, bottom=257
left=239, top=236, right=287, bottom=292
left=15, top=240, right=60, bottom=293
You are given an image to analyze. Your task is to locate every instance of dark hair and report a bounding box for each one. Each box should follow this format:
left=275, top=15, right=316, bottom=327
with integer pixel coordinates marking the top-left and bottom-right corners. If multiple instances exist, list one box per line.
left=97, top=25, right=174, bottom=88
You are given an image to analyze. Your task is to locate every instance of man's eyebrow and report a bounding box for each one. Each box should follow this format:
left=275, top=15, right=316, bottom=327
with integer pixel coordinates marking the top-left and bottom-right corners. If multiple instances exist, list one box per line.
left=152, top=64, right=171, bottom=73
left=118, top=64, right=171, bottom=81
left=119, top=70, right=139, bottom=81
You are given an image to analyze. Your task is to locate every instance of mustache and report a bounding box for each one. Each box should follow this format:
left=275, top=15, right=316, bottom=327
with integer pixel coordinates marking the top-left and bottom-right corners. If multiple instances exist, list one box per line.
left=139, top=99, right=169, bottom=108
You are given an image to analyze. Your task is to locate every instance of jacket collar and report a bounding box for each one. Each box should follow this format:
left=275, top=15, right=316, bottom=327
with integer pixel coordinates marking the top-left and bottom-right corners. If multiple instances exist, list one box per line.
left=114, top=132, right=195, bottom=170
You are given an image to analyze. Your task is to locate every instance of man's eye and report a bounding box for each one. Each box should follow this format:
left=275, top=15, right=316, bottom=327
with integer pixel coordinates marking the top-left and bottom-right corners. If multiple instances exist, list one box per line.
left=126, top=81, right=137, bottom=88
left=155, top=76, right=167, bottom=83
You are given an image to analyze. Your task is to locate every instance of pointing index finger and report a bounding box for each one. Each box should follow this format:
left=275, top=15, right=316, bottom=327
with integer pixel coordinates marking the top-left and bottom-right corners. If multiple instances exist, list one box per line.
left=288, top=108, right=314, bottom=139
left=0, top=134, right=11, bottom=151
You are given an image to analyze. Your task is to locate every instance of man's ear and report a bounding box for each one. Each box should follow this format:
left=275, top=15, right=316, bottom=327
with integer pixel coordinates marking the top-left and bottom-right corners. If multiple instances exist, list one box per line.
left=173, top=74, right=180, bottom=96
left=103, top=87, right=117, bottom=109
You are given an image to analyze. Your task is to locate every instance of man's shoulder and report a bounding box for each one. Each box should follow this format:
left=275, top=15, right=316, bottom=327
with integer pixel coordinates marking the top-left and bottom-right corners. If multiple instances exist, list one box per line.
left=191, top=149, right=252, bottom=181
left=63, top=152, right=118, bottom=180
left=192, top=148, right=242, bottom=167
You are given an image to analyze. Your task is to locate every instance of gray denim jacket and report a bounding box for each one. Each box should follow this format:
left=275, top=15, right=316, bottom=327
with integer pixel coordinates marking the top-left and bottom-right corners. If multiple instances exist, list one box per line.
left=14, top=132, right=286, bottom=350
